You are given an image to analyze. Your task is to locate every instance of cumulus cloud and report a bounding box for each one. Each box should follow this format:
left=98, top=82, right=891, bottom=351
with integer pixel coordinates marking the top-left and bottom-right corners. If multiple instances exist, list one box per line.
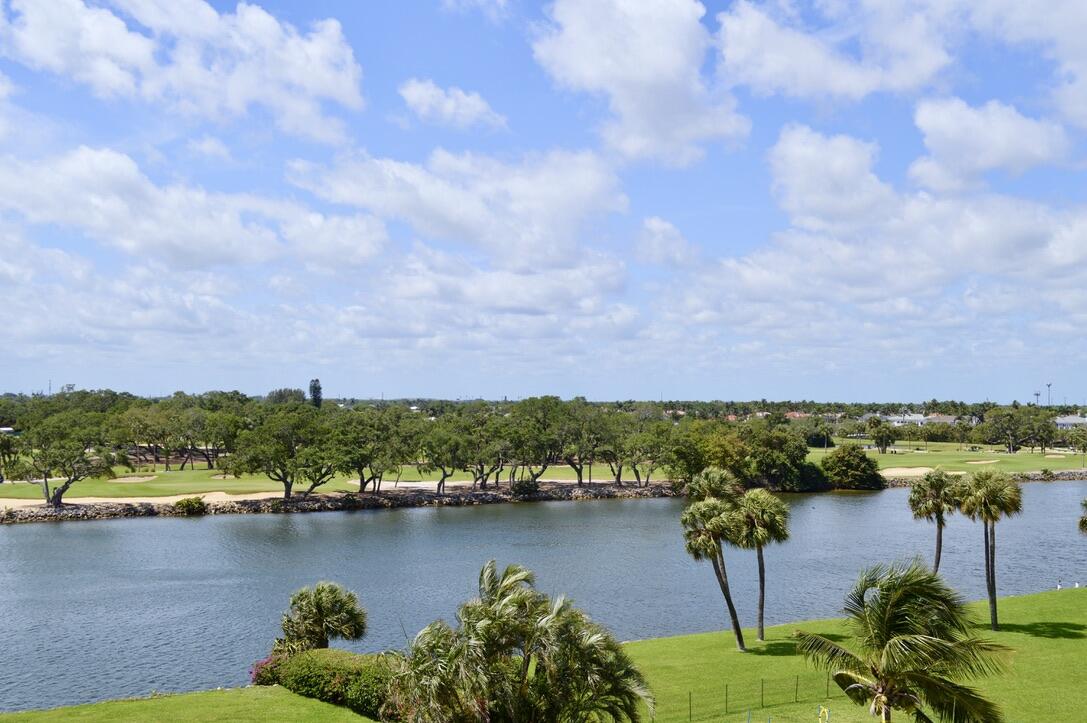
left=0, top=146, right=386, bottom=270
left=398, top=78, right=506, bottom=129
left=718, top=0, right=952, bottom=100
left=909, top=98, right=1070, bottom=190
left=288, top=148, right=626, bottom=269
left=0, top=0, right=363, bottom=142
left=441, top=0, right=509, bottom=22
left=533, top=0, right=748, bottom=165
left=186, top=135, right=232, bottom=160
left=636, top=216, right=697, bottom=267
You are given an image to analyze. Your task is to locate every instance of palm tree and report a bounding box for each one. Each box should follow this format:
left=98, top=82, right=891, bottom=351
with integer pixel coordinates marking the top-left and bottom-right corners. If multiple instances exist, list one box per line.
left=274, top=581, right=367, bottom=654
left=957, top=469, right=1022, bottom=631
left=1079, top=498, right=1087, bottom=535
left=908, top=469, right=960, bottom=573
left=730, top=488, right=789, bottom=641
left=795, top=561, right=1008, bottom=722
left=386, top=560, right=653, bottom=722
left=681, top=468, right=748, bottom=651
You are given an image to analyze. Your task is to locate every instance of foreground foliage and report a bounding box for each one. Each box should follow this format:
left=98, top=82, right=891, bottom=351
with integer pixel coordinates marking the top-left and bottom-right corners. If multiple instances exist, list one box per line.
left=384, top=560, right=654, bottom=722
left=795, top=561, right=1008, bottom=722
left=273, top=582, right=368, bottom=655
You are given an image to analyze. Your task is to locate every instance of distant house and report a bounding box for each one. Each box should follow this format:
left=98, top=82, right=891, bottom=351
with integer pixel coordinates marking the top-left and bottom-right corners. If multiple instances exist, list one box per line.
left=785, top=411, right=811, bottom=420
left=887, top=414, right=926, bottom=427
left=1055, top=415, right=1087, bottom=430
left=925, top=414, right=959, bottom=425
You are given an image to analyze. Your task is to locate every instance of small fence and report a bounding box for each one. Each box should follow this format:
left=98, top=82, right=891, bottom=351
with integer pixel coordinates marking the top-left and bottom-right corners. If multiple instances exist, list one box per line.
left=651, top=671, right=850, bottom=722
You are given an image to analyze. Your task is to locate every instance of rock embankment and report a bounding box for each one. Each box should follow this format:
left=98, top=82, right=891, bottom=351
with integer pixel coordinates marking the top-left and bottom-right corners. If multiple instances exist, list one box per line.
left=0, top=482, right=678, bottom=525
left=882, top=469, right=1086, bottom=488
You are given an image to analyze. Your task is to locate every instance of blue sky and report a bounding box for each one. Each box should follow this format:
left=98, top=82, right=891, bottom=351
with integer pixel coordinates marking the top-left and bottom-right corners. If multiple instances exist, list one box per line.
left=2, top=0, right=1087, bottom=404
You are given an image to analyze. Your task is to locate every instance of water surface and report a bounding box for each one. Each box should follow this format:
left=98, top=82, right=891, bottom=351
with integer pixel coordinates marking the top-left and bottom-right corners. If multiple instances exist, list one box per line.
left=1, top=481, right=1085, bottom=711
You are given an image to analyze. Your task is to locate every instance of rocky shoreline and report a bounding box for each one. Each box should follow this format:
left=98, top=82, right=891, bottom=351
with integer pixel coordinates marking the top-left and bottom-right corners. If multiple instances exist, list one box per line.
left=3, top=470, right=1084, bottom=525
left=0, top=482, right=679, bottom=525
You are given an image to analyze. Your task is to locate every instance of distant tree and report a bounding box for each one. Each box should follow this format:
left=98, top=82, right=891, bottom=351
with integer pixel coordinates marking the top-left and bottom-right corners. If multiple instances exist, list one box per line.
left=958, top=469, right=1022, bottom=630
left=419, top=415, right=469, bottom=494
left=730, top=488, right=789, bottom=641
left=984, top=407, right=1027, bottom=454
left=273, top=582, right=367, bottom=655
left=308, top=379, right=323, bottom=409
left=508, top=396, right=564, bottom=483
left=820, top=443, right=885, bottom=490
left=871, top=423, right=896, bottom=454
left=0, top=433, right=17, bottom=480
left=1080, top=499, right=1087, bottom=536
left=625, top=421, right=672, bottom=487
left=559, top=399, right=601, bottom=485
left=795, top=561, right=1008, bottom=723
left=742, top=424, right=808, bottom=490
left=266, top=388, right=306, bottom=405
left=1071, top=427, right=1087, bottom=468
left=230, top=405, right=328, bottom=499
left=15, top=412, right=123, bottom=507
left=908, top=469, right=959, bottom=573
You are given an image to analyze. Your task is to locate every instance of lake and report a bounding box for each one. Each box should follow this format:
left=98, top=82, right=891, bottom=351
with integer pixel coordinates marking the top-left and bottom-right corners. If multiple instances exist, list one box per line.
left=2, top=481, right=1085, bottom=711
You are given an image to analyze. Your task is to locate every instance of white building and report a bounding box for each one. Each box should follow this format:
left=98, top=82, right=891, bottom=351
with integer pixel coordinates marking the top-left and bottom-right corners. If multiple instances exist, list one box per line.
left=1055, top=415, right=1087, bottom=430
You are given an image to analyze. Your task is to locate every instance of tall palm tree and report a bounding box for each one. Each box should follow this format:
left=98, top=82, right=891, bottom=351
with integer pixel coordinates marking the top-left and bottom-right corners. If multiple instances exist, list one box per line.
left=795, top=561, right=1008, bottom=722
left=730, top=488, right=789, bottom=641
left=386, top=560, right=653, bottom=722
left=957, top=469, right=1022, bottom=631
left=908, top=469, right=960, bottom=573
left=1079, top=498, right=1087, bottom=535
left=274, top=581, right=367, bottom=654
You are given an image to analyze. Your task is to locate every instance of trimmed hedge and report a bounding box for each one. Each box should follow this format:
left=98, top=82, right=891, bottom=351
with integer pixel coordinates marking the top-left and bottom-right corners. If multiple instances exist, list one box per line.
left=258, top=648, right=394, bottom=719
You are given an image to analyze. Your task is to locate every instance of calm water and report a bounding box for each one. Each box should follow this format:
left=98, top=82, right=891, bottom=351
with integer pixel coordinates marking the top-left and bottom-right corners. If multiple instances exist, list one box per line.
left=2, top=482, right=1086, bottom=711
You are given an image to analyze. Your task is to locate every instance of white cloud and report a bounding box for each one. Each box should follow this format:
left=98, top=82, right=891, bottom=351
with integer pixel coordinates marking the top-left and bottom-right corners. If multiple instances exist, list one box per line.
left=0, top=145, right=387, bottom=270
left=0, top=0, right=363, bottom=142
left=909, top=98, right=1069, bottom=190
left=441, top=0, right=509, bottom=22
left=398, top=78, right=506, bottom=129
left=289, top=148, right=626, bottom=269
left=636, top=216, right=697, bottom=267
left=718, top=0, right=952, bottom=100
left=533, top=0, right=748, bottom=165
left=186, top=135, right=232, bottom=160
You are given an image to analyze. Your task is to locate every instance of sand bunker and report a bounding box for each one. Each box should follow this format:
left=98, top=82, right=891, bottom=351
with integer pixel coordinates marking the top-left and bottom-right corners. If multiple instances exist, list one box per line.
left=966, top=460, right=999, bottom=465
left=0, top=490, right=286, bottom=510
left=110, top=476, right=158, bottom=484
left=882, top=467, right=934, bottom=478
left=1045, top=454, right=1066, bottom=459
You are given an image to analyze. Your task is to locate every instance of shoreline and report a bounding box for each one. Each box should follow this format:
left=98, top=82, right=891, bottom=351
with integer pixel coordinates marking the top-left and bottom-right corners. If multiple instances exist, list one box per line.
left=2, top=470, right=1083, bottom=526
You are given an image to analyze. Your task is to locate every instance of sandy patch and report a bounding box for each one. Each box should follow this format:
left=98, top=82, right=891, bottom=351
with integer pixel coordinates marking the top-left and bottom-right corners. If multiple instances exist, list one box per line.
left=0, top=491, right=285, bottom=510
left=1045, top=454, right=1066, bottom=459
left=882, top=467, right=934, bottom=478
left=110, top=476, right=158, bottom=484
left=967, top=460, right=1000, bottom=465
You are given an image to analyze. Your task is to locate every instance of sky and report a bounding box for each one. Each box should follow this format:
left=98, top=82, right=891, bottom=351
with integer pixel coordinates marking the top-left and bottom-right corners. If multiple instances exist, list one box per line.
left=1, top=0, right=1086, bottom=403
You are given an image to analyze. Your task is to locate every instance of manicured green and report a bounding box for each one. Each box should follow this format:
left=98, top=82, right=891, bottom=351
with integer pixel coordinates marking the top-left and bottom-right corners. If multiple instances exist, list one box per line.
left=808, top=439, right=1087, bottom=475
left=626, top=588, right=1087, bottom=722
left=0, top=686, right=371, bottom=722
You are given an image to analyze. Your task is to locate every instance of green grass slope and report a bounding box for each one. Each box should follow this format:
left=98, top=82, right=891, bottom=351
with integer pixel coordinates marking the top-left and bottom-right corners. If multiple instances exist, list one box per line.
left=626, top=588, right=1087, bottom=722
left=0, top=686, right=371, bottom=722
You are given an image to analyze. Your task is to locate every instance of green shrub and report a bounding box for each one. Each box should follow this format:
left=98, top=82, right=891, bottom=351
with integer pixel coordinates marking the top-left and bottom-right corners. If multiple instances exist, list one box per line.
left=1041, top=468, right=1055, bottom=481
left=511, top=478, right=539, bottom=497
left=821, top=443, right=885, bottom=490
left=275, top=648, right=393, bottom=719
left=173, top=496, right=207, bottom=516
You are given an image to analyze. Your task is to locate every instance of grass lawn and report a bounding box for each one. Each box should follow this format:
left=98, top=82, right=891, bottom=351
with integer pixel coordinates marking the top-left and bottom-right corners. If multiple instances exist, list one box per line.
left=808, top=439, right=1087, bottom=475
left=0, top=463, right=629, bottom=501
left=626, top=588, right=1087, bottom=722
left=0, top=686, right=371, bottom=722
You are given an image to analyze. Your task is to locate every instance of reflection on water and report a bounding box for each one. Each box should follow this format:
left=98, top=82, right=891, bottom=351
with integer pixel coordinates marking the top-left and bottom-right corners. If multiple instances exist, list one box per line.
left=1, top=481, right=1085, bottom=710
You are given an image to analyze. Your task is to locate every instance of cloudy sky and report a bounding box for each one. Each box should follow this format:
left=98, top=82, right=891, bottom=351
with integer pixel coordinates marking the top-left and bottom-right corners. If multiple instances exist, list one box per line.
left=1, top=0, right=1086, bottom=403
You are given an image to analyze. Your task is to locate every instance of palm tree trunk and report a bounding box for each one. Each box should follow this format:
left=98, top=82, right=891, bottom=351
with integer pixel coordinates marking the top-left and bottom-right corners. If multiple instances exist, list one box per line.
left=933, top=517, right=943, bottom=574
left=989, top=521, right=999, bottom=630
left=711, top=549, right=746, bottom=652
left=756, top=545, right=766, bottom=641
left=983, top=521, right=996, bottom=630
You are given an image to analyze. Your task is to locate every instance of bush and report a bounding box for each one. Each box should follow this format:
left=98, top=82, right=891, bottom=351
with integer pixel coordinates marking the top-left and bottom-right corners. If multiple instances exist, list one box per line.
left=788, top=461, right=830, bottom=492
left=250, top=654, right=285, bottom=685
left=1041, top=468, right=1055, bottom=481
left=274, top=648, right=393, bottom=719
left=821, top=443, right=885, bottom=490
left=173, top=496, right=207, bottom=516
left=511, top=478, right=539, bottom=497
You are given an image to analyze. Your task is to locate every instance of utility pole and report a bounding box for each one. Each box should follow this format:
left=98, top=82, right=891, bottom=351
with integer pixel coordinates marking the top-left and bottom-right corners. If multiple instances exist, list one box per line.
left=1034, top=391, right=1041, bottom=406
left=1047, top=383, right=1052, bottom=407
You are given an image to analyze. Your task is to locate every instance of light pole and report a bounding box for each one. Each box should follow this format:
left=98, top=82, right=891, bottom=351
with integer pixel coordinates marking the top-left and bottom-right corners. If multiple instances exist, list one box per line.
left=1047, top=383, right=1052, bottom=407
